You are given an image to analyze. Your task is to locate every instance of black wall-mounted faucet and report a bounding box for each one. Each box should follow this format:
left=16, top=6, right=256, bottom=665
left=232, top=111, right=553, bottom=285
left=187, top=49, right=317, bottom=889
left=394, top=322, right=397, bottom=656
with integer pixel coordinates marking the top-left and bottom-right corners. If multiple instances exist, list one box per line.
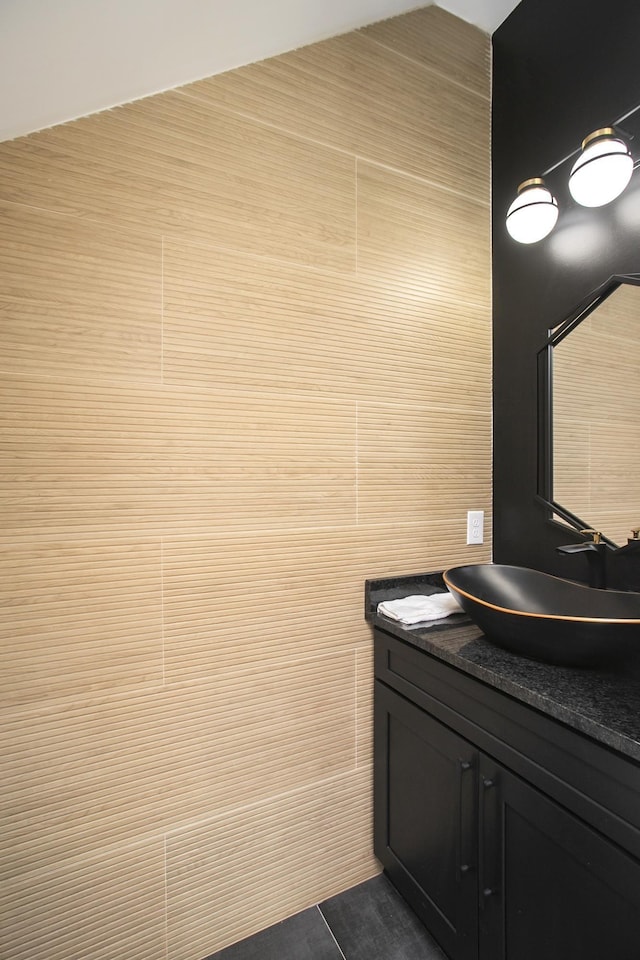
left=556, top=529, right=609, bottom=589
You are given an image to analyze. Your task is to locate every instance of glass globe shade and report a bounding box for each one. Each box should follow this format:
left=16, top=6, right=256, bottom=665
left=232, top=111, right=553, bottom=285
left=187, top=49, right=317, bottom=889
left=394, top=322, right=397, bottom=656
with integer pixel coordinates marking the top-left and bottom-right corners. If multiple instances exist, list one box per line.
left=569, top=129, right=633, bottom=207
left=506, top=179, right=559, bottom=244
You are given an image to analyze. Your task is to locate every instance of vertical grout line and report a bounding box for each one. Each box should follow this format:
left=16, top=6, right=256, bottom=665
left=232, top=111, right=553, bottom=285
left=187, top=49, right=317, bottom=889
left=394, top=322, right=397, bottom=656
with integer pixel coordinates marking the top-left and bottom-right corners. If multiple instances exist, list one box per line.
left=354, top=648, right=359, bottom=769
left=587, top=425, right=592, bottom=517
left=161, top=537, right=166, bottom=687
left=355, top=401, right=359, bottom=525
left=164, top=836, right=170, bottom=960
left=161, top=235, right=165, bottom=384
left=316, top=905, right=348, bottom=960
left=354, top=156, right=359, bottom=275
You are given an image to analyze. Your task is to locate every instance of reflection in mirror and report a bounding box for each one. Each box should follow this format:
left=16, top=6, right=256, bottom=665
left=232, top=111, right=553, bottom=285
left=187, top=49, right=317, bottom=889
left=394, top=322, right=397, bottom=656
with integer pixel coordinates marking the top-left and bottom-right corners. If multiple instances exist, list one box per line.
left=553, top=281, right=640, bottom=545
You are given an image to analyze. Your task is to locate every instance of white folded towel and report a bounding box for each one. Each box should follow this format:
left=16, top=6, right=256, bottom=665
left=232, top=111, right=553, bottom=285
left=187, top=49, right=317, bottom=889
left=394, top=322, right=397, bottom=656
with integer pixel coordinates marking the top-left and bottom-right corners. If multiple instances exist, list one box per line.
left=377, top=591, right=463, bottom=625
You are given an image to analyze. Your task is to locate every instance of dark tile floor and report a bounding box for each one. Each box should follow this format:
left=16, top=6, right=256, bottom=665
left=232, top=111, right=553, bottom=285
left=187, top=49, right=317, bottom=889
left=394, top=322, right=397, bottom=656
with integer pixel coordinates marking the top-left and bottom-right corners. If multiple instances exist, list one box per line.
left=205, top=874, right=447, bottom=960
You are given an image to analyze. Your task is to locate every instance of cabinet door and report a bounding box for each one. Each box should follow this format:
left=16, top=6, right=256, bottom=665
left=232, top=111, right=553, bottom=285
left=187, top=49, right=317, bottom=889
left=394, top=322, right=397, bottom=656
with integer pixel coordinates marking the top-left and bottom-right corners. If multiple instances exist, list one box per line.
left=479, top=755, right=640, bottom=960
left=374, top=681, right=478, bottom=960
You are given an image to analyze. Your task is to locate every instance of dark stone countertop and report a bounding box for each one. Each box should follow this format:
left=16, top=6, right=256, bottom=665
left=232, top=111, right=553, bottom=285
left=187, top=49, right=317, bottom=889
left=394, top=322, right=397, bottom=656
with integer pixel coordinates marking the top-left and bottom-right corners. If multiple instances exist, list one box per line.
left=366, top=571, right=640, bottom=764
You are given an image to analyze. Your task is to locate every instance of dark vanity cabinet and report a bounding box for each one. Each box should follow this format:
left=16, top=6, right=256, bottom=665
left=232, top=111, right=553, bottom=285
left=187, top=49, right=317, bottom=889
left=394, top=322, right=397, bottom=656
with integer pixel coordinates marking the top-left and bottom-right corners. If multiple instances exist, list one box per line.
left=374, top=627, right=640, bottom=960
left=375, top=680, right=478, bottom=960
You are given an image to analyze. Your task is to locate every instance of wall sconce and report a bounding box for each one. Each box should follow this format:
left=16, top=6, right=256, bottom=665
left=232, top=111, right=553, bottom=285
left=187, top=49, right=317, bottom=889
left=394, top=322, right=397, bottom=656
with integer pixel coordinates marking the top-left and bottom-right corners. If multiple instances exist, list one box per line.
left=506, top=123, right=635, bottom=243
left=568, top=127, right=633, bottom=207
left=506, top=178, right=559, bottom=244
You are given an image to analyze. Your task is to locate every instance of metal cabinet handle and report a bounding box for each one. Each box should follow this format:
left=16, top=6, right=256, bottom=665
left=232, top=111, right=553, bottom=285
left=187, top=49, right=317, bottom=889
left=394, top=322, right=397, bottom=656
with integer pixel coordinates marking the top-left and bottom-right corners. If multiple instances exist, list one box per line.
left=480, top=769, right=500, bottom=911
left=458, top=757, right=474, bottom=880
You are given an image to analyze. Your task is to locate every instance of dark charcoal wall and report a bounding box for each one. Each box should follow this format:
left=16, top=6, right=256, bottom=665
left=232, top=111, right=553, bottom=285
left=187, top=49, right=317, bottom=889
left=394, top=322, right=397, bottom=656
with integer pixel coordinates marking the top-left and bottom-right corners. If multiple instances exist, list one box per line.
left=492, top=0, right=640, bottom=580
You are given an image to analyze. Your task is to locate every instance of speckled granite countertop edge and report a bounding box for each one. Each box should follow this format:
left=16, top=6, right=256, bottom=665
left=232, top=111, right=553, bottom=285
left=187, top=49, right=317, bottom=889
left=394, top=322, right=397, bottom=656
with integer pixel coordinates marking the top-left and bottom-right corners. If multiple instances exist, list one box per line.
left=366, top=572, right=640, bottom=764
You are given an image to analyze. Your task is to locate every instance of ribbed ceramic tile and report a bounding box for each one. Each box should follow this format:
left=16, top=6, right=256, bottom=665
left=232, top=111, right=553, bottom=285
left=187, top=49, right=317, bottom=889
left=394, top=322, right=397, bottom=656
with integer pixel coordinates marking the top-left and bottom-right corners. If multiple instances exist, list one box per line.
left=356, top=645, right=374, bottom=767
left=552, top=282, right=640, bottom=544
left=163, top=236, right=490, bottom=405
left=0, top=375, right=356, bottom=538
left=553, top=418, right=591, bottom=522
left=180, top=28, right=490, bottom=200
left=554, top=333, right=640, bottom=419
left=358, top=402, right=491, bottom=524
left=163, top=530, right=366, bottom=682
left=361, top=5, right=491, bottom=96
left=0, top=539, right=162, bottom=706
left=568, top=282, right=640, bottom=344
left=163, top=524, right=491, bottom=684
left=166, top=767, right=378, bottom=960
left=595, top=283, right=640, bottom=343
left=356, top=160, right=491, bottom=301
left=1, top=840, right=166, bottom=960
left=352, top=519, right=493, bottom=573
left=0, top=94, right=356, bottom=271
left=0, top=202, right=161, bottom=381
left=590, top=422, right=640, bottom=542
left=2, top=652, right=355, bottom=879
left=553, top=284, right=640, bottom=418
left=0, top=5, right=491, bottom=955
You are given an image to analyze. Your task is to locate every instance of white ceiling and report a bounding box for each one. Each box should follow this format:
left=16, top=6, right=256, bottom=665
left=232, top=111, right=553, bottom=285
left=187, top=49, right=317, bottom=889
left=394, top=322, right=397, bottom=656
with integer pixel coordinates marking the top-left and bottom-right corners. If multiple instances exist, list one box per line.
left=0, top=0, right=519, bottom=144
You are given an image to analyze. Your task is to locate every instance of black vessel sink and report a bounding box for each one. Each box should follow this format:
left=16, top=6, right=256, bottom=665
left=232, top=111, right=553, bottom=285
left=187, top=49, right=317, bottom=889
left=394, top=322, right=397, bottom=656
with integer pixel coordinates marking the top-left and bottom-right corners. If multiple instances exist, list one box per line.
left=443, top=563, right=640, bottom=667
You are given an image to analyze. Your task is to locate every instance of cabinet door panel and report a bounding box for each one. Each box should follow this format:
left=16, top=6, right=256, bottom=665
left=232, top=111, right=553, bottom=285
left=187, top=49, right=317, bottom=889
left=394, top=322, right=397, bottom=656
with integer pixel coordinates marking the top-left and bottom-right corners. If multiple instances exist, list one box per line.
left=375, top=681, right=478, bottom=960
left=480, top=757, right=640, bottom=960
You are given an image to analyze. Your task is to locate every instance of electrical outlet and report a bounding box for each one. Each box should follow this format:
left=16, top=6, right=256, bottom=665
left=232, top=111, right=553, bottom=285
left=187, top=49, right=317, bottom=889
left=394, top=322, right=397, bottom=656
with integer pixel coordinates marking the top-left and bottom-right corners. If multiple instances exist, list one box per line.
left=466, top=510, right=484, bottom=545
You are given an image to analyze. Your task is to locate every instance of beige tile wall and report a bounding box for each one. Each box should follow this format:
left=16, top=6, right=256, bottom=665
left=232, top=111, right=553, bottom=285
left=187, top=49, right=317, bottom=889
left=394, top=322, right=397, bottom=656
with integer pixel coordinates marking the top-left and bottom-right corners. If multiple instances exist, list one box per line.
left=0, top=6, right=491, bottom=958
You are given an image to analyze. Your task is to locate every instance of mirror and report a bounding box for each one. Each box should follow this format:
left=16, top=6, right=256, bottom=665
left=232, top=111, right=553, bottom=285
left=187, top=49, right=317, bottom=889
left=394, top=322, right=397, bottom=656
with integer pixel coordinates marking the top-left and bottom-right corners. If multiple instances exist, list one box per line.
left=539, top=275, right=640, bottom=546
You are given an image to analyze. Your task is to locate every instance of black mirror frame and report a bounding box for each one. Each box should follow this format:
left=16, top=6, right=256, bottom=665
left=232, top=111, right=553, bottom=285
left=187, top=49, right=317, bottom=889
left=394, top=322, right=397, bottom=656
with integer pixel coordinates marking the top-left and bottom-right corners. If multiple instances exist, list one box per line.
left=536, top=273, right=640, bottom=546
